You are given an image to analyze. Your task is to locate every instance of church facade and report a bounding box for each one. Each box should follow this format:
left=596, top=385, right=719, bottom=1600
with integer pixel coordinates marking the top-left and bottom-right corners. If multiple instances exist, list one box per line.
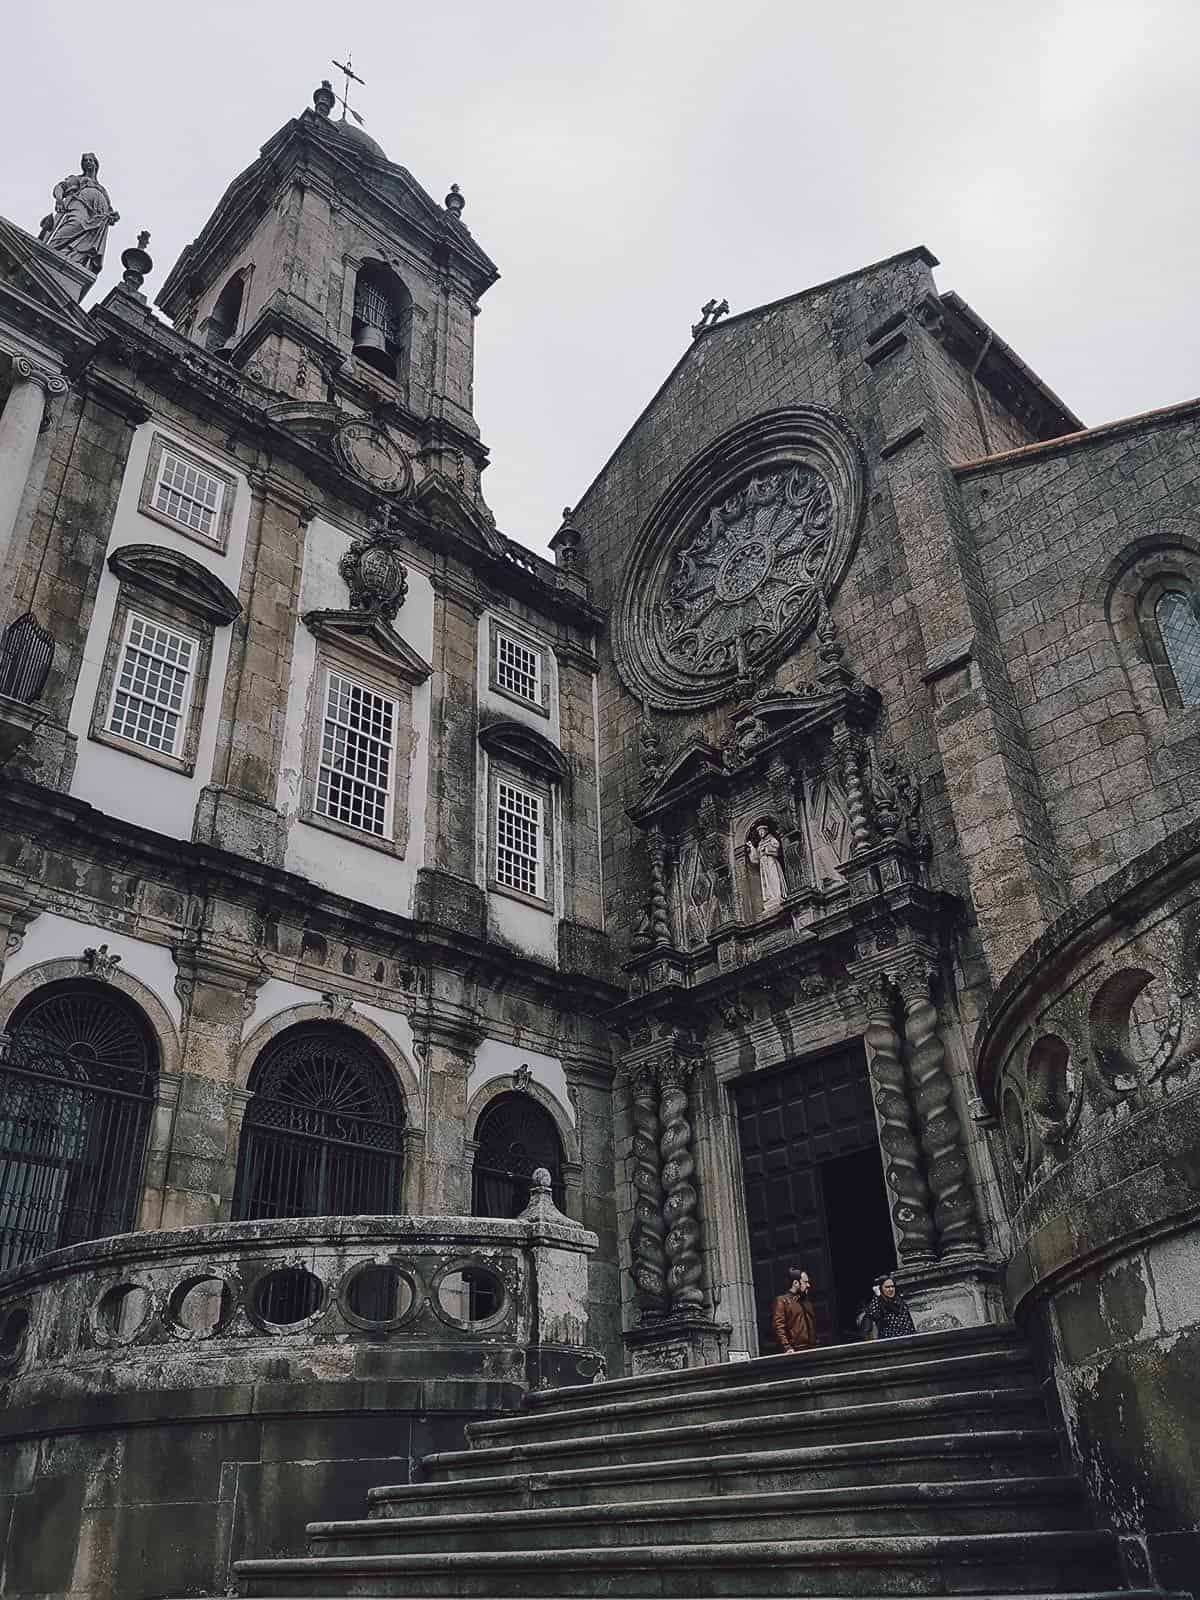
left=0, top=79, right=1197, bottom=1597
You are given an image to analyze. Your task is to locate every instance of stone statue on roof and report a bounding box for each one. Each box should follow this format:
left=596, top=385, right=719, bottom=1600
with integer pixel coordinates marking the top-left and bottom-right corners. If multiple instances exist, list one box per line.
left=38, top=153, right=120, bottom=275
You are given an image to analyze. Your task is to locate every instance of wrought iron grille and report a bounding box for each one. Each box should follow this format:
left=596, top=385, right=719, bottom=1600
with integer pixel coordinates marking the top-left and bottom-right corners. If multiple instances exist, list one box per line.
left=233, top=1026, right=406, bottom=1222
left=0, top=984, right=158, bottom=1273
left=471, top=1091, right=565, bottom=1219
left=0, top=612, right=53, bottom=705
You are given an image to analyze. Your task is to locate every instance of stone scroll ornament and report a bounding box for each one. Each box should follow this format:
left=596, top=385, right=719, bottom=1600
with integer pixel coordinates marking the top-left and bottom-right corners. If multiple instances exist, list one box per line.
left=629, top=1064, right=669, bottom=1314
left=614, top=408, right=866, bottom=711
left=658, top=1056, right=705, bottom=1312
left=898, top=964, right=982, bottom=1253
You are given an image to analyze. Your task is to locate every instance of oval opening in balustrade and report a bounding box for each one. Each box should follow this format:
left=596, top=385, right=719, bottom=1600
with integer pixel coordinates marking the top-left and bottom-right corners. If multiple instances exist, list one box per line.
left=0, top=1305, right=30, bottom=1366
left=1000, top=1084, right=1028, bottom=1173
left=342, top=1263, right=416, bottom=1328
left=435, top=1263, right=507, bottom=1328
left=95, top=1282, right=152, bottom=1343
left=252, top=1266, right=324, bottom=1327
left=167, top=1275, right=236, bottom=1338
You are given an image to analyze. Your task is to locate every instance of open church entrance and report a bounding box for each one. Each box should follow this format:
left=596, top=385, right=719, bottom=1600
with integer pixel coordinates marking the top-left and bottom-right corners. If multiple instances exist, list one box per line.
left=733, top=1043, right=895, bottom=1350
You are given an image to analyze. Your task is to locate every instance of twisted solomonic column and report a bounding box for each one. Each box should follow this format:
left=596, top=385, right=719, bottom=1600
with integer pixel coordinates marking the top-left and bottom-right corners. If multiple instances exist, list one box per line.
left=896, top=962, right=983, bottom=1254
left=860, top=974, right=937, bottom=1262
left=628, top=1062, right=669, bottom=1315
left=658, top=1054, right=706, bottom=1312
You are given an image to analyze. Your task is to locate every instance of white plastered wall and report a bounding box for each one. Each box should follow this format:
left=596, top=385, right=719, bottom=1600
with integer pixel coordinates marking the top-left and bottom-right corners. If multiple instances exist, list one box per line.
left=3, top=912, right=182, bottom=1027
left=276, top=519, right=433, bottom=917
left=468, top=1039, right=574, bottom=1130
left=476, top=609, right=562, bottom=964
left=67, top=419, right=250, bottom=841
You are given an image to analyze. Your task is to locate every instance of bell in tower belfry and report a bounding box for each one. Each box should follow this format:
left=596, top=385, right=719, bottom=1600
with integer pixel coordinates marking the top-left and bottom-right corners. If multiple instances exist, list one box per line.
left=352, top=267, right=400, bottom=374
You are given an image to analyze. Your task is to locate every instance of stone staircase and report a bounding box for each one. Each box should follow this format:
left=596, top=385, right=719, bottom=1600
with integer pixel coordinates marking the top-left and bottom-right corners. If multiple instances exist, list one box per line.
left=229, top=1324, right=1182, bottom=1599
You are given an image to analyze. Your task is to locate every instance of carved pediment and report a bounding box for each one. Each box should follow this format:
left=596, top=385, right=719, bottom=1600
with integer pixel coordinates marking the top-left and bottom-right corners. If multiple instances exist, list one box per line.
left=108, top=545, right=241, bottom=625
left=0, top=217, right=99, bottom=358
left=629, top=681, right=879, bottom=828
left=479, top=718, right=569, bottom=782
left=302, top=608, right=432, bottom=684
left=414, top=474, right=507, bottom=558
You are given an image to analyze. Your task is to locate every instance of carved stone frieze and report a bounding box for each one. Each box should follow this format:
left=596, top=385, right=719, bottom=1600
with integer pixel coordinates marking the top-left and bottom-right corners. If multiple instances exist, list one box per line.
left=614, top=408, right=867, bottom=710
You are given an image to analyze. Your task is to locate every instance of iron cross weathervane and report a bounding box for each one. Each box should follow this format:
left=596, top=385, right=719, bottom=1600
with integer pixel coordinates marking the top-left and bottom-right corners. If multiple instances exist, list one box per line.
left=331, top=53, right=366, bottom=126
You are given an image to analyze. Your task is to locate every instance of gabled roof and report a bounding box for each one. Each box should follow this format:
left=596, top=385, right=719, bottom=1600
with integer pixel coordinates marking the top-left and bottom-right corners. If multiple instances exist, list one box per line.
left=157, top=108, right=498, bottom=320
left=0, top=216, right=100, bottom=365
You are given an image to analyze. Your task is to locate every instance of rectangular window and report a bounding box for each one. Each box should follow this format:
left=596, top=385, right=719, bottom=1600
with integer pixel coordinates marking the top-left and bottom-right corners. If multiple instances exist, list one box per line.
left=495, top=631, right=542, bottom=706
left=153, top=448, right=225, bottom=540
left=315, top=671, right=396, bottom=838
left=495, top=779, right=542, bottom=898
left=106, top=613, right=197, bottom=756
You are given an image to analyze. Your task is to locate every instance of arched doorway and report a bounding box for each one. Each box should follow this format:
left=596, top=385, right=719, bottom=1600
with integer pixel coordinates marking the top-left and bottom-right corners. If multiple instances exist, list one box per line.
left=0, top=980, right=158, bottom=1271
left=233, top=1024, right=406, bottom=1222
left=471, top=1091, right=565, bottom=1218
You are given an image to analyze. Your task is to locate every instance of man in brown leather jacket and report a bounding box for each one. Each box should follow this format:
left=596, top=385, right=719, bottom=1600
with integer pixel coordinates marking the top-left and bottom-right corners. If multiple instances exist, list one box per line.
left=770, top=1266, right=818, bottom=1354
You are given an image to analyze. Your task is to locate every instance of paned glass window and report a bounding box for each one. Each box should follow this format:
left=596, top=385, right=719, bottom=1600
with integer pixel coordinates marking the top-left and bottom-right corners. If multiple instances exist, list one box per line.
left=153, top=449, right=225, bottom=540
left=1156, top=590, right=1200, bottom=707
left=495, top=632, right=542, bottom=705
left=496, top=780, right=542, bottom=897
left=107, top=614, right=196, bottom=756
left=315, top=672, right=396, bottom=837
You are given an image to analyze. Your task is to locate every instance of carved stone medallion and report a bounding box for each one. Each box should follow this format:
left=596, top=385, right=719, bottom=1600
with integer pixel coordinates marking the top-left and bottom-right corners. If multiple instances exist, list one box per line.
left=333, top=420, right=412, bottom=495
left=614, top=409, right=866, bottom=710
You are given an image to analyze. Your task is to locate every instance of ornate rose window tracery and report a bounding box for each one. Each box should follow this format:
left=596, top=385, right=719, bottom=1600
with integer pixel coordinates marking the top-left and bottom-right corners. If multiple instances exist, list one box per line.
left=614, top=408, right=866, bottom=711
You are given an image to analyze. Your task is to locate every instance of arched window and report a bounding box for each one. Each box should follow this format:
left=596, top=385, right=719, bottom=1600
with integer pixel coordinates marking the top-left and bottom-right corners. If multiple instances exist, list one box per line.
left=472, top=1091, right=565, bottom=1218
left=1154, top=589, right=1200, bottom=707
left=0, top=981, right=158, bottom=1271
left=233, top=1024, right=406, bottom=1221
left=352, top=261, right=412, bottom=380
left=202, top=270, right=248, bottom=355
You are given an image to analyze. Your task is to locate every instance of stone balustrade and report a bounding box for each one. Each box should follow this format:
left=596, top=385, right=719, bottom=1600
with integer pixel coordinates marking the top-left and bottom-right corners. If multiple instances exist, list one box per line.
left=975, top=818, right=1200, bottom=1592
left=0, top=1181, right=602, bottom=1599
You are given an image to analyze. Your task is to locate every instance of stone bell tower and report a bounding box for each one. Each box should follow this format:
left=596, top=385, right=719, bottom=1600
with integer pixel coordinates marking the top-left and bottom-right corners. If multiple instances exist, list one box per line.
left=156, top=80, right=499, bottom=501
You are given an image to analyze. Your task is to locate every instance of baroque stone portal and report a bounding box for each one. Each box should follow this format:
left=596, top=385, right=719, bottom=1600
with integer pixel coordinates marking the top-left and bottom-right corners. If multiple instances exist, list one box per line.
left=614, top=408, right=866, bottom=710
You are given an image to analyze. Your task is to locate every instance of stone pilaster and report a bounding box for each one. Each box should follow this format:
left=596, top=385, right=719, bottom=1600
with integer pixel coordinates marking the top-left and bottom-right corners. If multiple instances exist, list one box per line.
left=163, top=937, right=265, bottom=1229
left=895, top=960, right=982, bottom=1256
left=411, top=1012, right=480, bottom=1214
left=859, top=971, right=937, bottom=1264
left=199, top=473, right=312, bottom=865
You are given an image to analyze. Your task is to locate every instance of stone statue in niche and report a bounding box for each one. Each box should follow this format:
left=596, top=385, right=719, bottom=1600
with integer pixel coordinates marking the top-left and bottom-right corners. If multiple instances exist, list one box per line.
left=38, top=153, right=120, bottom=273
left=746, top=820, right=787, bottom=914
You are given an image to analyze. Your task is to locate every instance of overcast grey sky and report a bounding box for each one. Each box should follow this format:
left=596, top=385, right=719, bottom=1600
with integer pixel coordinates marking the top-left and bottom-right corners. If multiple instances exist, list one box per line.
left=5, top=2, right=1198, bottom=551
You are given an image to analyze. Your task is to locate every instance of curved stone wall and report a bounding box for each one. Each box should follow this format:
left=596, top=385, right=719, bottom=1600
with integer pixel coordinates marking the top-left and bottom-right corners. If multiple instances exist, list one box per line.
left=0, top=1204, right=600, bottom=1600
left=976, top=818, right=1200, bottom=1595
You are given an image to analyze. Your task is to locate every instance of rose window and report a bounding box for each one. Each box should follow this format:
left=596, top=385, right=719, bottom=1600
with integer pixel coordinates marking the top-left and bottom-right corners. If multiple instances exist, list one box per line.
left=614, top=408, right=865, bottom=710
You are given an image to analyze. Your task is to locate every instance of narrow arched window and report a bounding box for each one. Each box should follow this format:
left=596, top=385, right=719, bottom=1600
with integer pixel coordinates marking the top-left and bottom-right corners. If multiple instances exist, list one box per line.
left=1155, top=589, right=1200, bottom=707
left=471, top=1091, right=564, bottom=1218
left=0, top=981, right=158, bottom=1271
left=352, top=262, right=412, bottom=380
left=203, top=270, right=247, bottom=354
left=233, top=1025, right=405, bottom=1221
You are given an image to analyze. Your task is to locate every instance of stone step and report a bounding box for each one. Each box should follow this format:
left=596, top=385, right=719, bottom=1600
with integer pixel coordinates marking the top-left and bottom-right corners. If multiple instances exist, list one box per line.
left=219, top=1594, right=1184, bottom=1600
left=467, top=1347, right=1036, bottom=1449
left=307, top=1476, right=1087, bottom=1557
left=524, top=1327, right=1030, bottom=1417
left=370, top=1428, right=1064, bottom=1518
left=426, top=1388, right=1048, bottom=1480
left=235, top=1529, right=1122, bottom=1597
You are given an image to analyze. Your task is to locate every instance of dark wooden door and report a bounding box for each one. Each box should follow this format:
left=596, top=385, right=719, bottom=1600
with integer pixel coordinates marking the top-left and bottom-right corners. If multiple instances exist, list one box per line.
left=732, top=1043, right=891, bottom=1351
